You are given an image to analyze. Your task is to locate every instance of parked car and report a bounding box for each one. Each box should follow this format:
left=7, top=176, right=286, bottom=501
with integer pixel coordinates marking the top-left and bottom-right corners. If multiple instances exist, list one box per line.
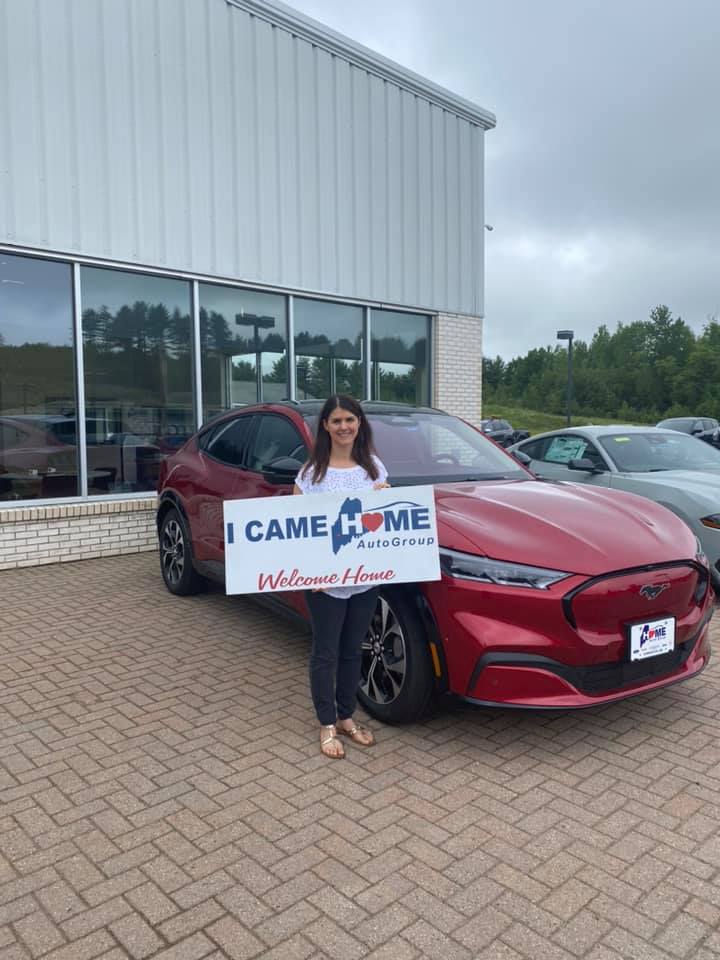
left=510, top=425, right=720, bottom=592
left=157, top=402, right=712, bottom=722
left=656, top=417, right=720, bottom=447
left=480, top=417, right=529, bottom=447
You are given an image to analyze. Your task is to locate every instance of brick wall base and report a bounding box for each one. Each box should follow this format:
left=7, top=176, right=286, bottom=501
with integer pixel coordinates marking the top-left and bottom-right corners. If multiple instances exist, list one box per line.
left=433, top=312, right=483, bottom=425
left=0, top=498, right=157, bottom=570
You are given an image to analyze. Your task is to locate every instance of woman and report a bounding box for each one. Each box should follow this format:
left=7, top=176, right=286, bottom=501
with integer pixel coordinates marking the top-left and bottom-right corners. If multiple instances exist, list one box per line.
left=294, top=395, right=390, bottom=759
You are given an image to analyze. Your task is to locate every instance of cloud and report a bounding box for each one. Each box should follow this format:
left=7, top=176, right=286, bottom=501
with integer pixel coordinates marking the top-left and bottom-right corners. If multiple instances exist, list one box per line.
left=288, top=0, right=720, bottom=357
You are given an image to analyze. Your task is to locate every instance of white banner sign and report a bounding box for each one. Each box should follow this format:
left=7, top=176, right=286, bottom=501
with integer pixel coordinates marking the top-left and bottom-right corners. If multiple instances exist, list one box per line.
left=223, top=485, right=440, bottom=595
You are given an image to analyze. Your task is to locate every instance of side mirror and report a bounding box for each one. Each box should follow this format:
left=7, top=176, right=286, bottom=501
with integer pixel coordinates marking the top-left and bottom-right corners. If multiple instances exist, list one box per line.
left=568, top=457, right=603, bottom=473
left=692, top=428, right=704, bottom=436
left=262, top=456, right=304, bottom=484
left=512, top=450, right=532, bottom=466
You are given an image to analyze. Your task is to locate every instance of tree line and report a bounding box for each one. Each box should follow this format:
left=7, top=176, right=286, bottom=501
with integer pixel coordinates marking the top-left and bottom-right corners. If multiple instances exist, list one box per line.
left=483, top=306, right=720, bottom=423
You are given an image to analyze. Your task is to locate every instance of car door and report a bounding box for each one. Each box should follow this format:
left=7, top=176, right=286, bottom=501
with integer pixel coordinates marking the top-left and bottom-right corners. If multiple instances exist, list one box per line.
left=702, top=419, right=718, bottom=444
left=192, top=414, right=254, bottom=561
left=239, top=412, right=310, bottom=614
left=521, top=434, right=611, bottom=486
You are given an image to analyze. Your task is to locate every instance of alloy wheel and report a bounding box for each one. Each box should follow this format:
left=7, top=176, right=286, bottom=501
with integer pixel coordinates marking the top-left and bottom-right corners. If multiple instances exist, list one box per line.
left=360, top=597, right=407, bottom=704
left=161, top=518, right=186, bottom=586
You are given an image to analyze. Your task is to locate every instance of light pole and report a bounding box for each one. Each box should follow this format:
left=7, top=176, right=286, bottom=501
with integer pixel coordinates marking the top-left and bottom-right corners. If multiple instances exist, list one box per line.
left=235, top=313, right=275, bottom=402
left=556, top=329, right=574, bottom=426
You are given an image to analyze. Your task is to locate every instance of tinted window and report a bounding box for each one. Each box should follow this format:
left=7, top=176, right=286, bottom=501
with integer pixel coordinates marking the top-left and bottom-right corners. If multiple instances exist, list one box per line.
left=205, top=417, right=252, bottom=467
left=81, top=266, right=194, bottom=495
left=658, top=419, right=692, bottom=432
left=371, top=309, right=430, bottom=405
left=0, top=422, right=28, bottom=450
left=295, top=299, right=363, bottom=400
left=199, top=284, right=287, bottom=419
left=0, top=254, right=77, bottom=500
left=517, top=437, right=550, bottom=460
left=247, top=415, right=306, bottom=472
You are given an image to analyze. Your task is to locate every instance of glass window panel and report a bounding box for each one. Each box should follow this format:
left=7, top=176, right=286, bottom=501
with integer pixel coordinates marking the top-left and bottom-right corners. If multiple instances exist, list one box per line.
left=371, top=310, right=430, bottom=405
left=246, top=414, right=307, bottom=472
left=0, top=254, right=77, bottom=501
left=294, top=299, right=364, bottom=400
left=205, top=415, right=253, bottom=467
left=200, top=284, right=287, bottom=420
left=81, top=267, right=193, bottom=495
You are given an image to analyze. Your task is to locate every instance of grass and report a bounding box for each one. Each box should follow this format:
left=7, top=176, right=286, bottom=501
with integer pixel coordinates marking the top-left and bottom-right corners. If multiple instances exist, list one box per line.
left=484, top=404, right=653, bottom=436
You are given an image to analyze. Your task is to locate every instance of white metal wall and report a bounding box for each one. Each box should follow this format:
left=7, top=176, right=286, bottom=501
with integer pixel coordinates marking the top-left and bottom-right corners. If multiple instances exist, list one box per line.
left=0, top=0, right=492, bottom=317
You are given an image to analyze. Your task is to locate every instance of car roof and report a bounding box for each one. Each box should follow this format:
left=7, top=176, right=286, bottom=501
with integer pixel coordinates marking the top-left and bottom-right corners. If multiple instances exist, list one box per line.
left=658, top=416, right=712, bottom=424
left=518, top=424, right=681, bottom=441
left=231, top=400, right=446, bottom=417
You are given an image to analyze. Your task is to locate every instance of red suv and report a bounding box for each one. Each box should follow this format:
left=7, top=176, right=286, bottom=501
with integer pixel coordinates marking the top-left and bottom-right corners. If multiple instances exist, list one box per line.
left=157, top=401, right=713, bottom=723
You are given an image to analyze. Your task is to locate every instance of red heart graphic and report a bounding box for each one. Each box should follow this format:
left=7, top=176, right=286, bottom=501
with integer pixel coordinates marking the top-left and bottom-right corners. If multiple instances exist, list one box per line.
left=361, top=512, right=384, bottom=532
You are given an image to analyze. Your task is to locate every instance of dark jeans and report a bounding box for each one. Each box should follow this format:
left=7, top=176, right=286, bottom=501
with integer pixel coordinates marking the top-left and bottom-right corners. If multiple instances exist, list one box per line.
left=305, top=588, right=379, bottom=726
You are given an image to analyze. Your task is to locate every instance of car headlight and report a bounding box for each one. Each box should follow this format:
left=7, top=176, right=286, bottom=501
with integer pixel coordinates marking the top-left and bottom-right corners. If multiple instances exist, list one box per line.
left=701, top=515, right=720, bottom=530
left=440, top=549, right=572, bottom=589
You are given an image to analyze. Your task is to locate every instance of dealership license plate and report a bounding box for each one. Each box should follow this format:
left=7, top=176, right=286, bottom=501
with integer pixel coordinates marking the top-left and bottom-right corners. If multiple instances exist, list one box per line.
left=629, top=617, right=675, bottom=661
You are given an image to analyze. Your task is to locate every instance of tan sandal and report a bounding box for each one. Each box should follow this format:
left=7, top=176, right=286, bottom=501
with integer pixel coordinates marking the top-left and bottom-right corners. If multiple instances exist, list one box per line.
left=320, top=725, right=345, bottom=759
left=335, top=721, right=375, bottom=747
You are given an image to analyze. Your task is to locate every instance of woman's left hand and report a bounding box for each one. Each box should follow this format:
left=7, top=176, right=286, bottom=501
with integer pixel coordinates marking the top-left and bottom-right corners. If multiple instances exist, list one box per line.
left=373, top=481, right=391, bottom=489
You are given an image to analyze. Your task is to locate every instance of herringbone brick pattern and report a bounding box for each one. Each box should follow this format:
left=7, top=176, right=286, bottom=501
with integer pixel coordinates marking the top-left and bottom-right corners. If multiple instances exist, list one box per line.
left=1, top=553, right=720, bottom=959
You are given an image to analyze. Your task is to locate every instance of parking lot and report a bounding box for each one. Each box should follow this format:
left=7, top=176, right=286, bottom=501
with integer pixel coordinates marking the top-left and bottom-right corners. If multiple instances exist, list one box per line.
left=2, top=553, right=720, bottom=960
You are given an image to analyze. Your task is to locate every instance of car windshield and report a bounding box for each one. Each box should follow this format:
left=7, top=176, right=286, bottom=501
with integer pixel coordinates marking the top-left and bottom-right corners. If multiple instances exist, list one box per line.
left=303, top=410, right=528, bottom=484
left=598, top=432, right=720, bottom=472
left=657, top=419, right=693, bottom=432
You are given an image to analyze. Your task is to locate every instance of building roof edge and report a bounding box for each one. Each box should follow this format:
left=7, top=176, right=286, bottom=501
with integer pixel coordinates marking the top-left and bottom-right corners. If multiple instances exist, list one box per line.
left=225, top=0, right=496, bottom=130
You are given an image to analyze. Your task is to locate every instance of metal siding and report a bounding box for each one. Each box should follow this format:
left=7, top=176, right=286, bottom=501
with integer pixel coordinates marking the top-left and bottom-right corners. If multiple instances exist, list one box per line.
left=315, top=46, right=337, bottom=293
left=445, top=113, right=461, bottom=316
left=416, top=99, right=433, bottom=310
left=385, top=82, right=403, bottom=304
left=333, top=57, right=354, bottom=297
left=351, top=64, right=371, bottom=298
left=368, top=73, right=387, bottom=301
left=0, top=0, right=486, bottom=316
left=430, top=104, right=447, bottom=310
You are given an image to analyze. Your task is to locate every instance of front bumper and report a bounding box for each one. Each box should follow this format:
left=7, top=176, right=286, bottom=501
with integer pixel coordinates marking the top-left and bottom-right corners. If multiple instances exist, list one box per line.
left=463, top=607, right=712, bottom=708
left=425, top=560, right=714, bottom=709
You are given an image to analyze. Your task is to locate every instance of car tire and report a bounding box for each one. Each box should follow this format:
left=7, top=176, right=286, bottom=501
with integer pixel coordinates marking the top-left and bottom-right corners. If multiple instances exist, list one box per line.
left=358, top=590, right=435, bottom=724
left=159, top=507, right=206, bottom=596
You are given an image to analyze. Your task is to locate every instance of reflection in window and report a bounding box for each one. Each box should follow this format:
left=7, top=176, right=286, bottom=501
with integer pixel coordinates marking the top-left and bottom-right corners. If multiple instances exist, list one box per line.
left=295, top=299, right=364, bottom=400
left=0, top=254, right=77, bottom=501
left=371, top=310, right=430, bottom=405
left=200, top=284, right=287, bottom=420
left=81, top=267, right=193, bottom=495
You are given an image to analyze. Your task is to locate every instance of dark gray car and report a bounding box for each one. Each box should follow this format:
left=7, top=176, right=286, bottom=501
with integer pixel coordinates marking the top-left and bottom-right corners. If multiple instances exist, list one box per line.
left=657, top=417, right=720, bottom=448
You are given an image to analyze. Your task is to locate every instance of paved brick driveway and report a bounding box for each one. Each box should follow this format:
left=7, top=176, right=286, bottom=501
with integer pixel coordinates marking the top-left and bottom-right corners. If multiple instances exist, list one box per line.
left=2, top=553, right=720, bottom=960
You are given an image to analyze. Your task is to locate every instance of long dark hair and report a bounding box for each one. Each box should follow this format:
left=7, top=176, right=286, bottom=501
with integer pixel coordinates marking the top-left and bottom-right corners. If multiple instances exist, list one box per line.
left=301, top=395, right=379, bottom=484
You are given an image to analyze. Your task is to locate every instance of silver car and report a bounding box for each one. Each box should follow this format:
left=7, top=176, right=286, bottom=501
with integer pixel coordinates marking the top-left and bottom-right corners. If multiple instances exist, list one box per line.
left=510, top=425, right=720, bottom=589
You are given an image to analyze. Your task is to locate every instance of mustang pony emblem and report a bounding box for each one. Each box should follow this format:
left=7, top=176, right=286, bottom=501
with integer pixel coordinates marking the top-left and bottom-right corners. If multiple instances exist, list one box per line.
left=639, top=582, right=670, bottom=600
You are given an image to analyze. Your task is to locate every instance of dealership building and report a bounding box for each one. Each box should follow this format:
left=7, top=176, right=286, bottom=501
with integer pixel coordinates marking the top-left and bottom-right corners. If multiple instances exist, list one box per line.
left=0, top=0, right=495, bottom=569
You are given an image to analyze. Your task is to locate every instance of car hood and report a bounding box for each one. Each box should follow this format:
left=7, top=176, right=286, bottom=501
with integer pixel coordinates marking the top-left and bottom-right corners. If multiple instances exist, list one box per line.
left=434, top=479, right=697, bottom=575
left=619, top=468, right=720, bottom=507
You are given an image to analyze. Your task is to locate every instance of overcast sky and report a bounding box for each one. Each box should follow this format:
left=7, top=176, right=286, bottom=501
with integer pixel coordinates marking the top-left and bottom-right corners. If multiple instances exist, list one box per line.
left=286, top=0, right=719, bottom=359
